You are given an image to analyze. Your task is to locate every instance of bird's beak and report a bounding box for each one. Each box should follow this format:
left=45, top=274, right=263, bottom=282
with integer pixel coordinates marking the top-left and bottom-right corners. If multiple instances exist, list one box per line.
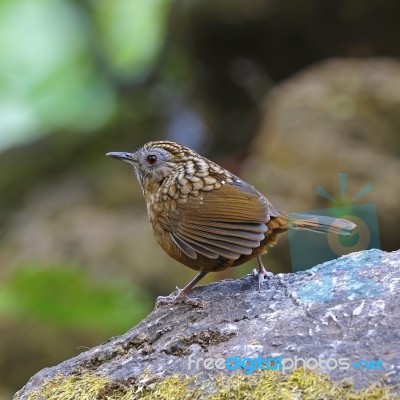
left=106, top=152, right=138, bottom=164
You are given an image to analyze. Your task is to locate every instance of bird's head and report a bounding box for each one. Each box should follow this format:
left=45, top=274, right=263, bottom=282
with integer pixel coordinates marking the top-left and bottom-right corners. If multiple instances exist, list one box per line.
left=106, top=141, right=199, bottom=189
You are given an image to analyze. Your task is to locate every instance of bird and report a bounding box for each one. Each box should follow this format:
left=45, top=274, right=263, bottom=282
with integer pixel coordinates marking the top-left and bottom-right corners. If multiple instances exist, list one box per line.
left=106, top=140, right=356, bottom=308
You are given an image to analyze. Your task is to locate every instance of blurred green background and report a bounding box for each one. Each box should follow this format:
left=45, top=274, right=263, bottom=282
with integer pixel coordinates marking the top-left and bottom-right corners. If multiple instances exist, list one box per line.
left=1, top=0, right=400, bottom=397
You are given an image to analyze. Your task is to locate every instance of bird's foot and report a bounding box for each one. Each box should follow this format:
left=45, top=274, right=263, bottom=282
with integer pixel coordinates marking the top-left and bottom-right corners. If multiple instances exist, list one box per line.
left=252, top=266, right=273, bottom=291
left=155, top=288, right=205, bottom=309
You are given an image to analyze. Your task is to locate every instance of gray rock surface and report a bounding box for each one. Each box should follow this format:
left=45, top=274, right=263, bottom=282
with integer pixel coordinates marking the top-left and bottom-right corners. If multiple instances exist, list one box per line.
left=15, top=249, right=400, bottom=398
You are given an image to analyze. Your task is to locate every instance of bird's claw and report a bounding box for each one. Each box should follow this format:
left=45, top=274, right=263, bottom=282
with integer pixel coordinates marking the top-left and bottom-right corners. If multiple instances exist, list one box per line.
left=155, top=290, right=205, bottom=309
left=252, top=267, right=273, bottom=290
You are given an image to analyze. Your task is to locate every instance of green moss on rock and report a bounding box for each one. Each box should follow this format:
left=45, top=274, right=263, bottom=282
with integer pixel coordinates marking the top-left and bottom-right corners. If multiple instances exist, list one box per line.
left=18, top=368, right=396, bottom=400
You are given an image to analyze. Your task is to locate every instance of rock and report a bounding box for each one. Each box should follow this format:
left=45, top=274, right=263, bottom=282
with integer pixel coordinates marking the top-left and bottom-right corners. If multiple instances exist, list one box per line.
left=250, top=58, right=400, bottom=254
left=15, top=249, right=400, bottom=399
left=170, top=1, right=400, bottom=155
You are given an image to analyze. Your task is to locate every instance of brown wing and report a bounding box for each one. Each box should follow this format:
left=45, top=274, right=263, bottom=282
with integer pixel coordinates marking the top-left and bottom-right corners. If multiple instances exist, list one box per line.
left=165, top=178, right=278, bottom=260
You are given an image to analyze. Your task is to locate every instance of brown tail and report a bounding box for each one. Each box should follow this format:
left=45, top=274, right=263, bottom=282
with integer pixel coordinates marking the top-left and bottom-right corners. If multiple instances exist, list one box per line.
left=281, top=212, right=356, bottom=235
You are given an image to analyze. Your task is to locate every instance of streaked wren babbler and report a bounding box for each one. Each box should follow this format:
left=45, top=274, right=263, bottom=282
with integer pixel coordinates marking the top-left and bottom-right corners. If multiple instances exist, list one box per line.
left=107, top=141, right=355, bottom=307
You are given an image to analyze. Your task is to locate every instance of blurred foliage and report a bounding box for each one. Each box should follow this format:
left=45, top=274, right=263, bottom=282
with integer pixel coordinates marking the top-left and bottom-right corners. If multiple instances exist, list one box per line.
left=0, top=265, right=152, bottom=333
left=0, top=0, right=171, bottom=151
left=94, top=0, right=171, bottom=80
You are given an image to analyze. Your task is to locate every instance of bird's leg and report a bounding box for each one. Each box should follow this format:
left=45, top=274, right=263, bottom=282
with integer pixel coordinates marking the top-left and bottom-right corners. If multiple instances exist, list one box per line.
left=155, top=271, right=207, bottom=309
left=252, top=256, right=273, bottom=290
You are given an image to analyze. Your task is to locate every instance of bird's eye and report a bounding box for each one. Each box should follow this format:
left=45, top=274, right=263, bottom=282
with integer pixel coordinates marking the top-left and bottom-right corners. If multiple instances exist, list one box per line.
left=146, top=154, right=158, bottom=165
